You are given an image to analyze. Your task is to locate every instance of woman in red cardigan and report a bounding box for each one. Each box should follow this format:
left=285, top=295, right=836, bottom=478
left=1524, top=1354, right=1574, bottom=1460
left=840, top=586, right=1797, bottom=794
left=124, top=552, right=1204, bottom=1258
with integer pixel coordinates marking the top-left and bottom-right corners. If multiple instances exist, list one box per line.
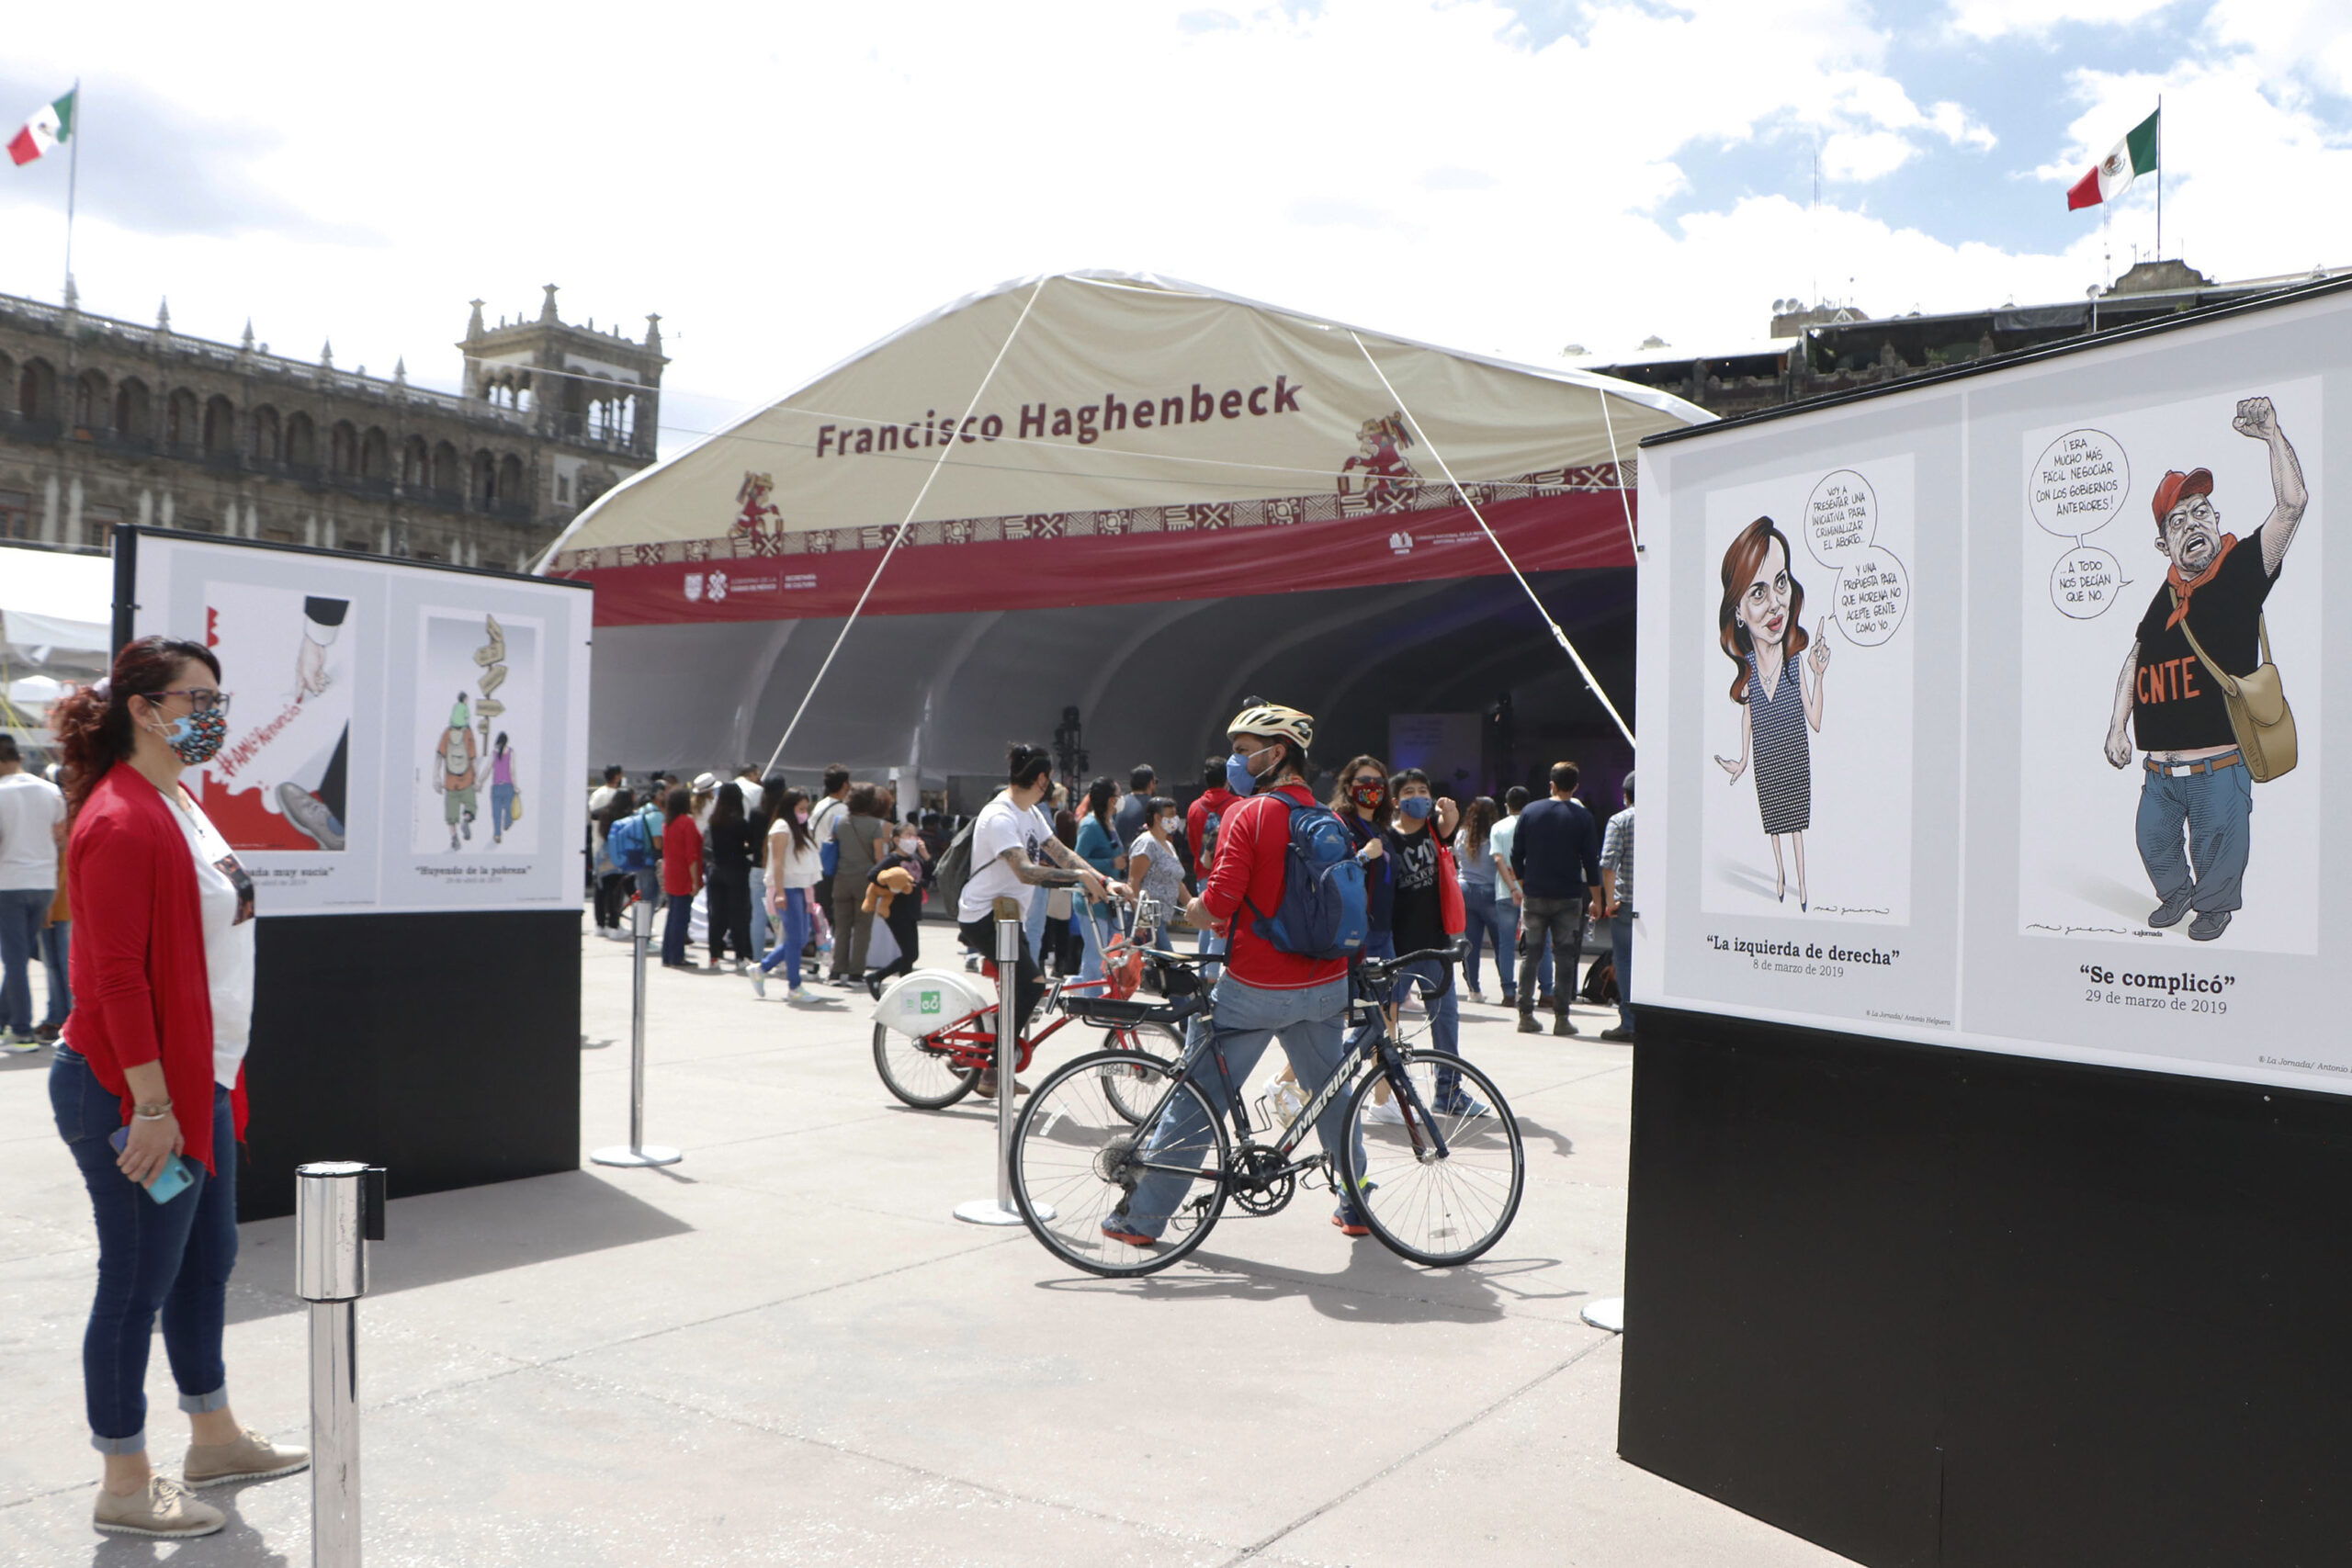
left=49, top=636, right=307, bottom=1540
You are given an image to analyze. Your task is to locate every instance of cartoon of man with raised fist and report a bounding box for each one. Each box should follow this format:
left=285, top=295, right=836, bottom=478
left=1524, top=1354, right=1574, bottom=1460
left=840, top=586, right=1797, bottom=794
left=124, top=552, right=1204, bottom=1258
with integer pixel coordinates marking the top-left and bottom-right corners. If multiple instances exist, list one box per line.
left=2103, top=396, right=2307, bottom=942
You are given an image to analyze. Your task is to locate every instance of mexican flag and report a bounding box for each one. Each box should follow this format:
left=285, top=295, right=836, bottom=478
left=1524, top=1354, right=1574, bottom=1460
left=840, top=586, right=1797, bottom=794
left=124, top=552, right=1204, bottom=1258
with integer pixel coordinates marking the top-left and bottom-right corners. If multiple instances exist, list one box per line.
left=2068, top=108, right=2158, bottom=210
left=7, top=89, right=74, bottom=167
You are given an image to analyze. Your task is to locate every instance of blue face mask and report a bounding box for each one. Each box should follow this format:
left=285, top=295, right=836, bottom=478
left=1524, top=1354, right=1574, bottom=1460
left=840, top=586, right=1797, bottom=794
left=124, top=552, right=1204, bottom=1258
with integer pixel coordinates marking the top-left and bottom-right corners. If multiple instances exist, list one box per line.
left=1400, top=795, right=1434, bottom=821
left=1227, top=749, right=1270, bottom=797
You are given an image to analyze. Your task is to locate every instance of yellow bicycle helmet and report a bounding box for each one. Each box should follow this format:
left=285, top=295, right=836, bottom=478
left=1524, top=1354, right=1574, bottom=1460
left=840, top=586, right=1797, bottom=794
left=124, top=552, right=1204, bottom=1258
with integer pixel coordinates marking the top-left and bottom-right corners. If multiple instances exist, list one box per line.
left=1227, top=700, right=1314, bottom=750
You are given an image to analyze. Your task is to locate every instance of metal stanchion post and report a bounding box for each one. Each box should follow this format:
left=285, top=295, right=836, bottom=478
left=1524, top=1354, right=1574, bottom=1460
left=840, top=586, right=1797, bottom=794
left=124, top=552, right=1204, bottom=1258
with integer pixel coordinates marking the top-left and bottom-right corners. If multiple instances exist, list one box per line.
left=295, top=1161, right=386, bottom=1568
left=956, top=895, right=1051, bottom=1224
left=595, top=897, right=682, bottom=1168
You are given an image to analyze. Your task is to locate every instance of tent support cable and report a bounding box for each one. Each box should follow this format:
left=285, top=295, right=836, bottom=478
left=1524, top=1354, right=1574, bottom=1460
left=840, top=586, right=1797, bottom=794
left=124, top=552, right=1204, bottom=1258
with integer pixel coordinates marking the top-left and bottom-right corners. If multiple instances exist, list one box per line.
left=761, top=277, right=1048, bottom=778
left=1596, top=383, right=1641, bottom=559
left=1348, top=331, right=1636, bottom=749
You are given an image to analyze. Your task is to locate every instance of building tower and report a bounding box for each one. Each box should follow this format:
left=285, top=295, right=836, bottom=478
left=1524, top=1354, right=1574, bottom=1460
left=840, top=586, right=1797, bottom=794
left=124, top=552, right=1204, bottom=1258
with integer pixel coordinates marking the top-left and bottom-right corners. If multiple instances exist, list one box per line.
left=458, top=286, right=668, bottom=511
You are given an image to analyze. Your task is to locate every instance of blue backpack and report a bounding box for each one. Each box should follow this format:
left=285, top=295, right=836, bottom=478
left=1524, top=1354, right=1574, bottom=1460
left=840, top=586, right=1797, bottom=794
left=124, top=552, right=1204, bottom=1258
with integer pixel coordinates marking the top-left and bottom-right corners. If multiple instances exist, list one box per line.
left=606, top=807, right=658, bottom=873
left=1243, top=795, right=1369, bottom=961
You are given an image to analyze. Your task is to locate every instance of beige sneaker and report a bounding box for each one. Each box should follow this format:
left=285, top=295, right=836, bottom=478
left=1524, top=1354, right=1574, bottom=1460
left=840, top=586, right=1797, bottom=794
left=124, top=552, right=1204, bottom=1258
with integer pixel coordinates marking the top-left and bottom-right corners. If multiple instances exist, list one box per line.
left=94, top=1475, right=225, bottom=1539
left=184, top=1427, right=311, bottom=1488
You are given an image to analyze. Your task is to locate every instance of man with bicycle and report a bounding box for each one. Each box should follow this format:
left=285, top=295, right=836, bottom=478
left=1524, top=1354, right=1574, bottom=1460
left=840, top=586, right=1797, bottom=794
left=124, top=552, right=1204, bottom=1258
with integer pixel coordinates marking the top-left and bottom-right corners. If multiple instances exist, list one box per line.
left=958, top=743, right=1123, bottom=1095
left=1106, top=700, right=1376, bottom=1244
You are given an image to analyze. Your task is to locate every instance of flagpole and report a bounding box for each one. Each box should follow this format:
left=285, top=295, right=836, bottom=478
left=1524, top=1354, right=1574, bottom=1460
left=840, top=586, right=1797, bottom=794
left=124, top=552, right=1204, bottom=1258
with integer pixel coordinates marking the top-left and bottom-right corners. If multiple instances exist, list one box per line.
left=2154, top=94, right=2162, bottom=263
left=62, top=81, right=78, bottom=308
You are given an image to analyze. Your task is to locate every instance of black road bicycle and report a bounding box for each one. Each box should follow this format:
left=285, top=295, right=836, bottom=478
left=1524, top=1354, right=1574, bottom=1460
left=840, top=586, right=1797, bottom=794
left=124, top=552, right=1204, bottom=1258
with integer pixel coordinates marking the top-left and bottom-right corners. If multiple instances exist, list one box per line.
left=1007, top=941, right=1525, bottom=1277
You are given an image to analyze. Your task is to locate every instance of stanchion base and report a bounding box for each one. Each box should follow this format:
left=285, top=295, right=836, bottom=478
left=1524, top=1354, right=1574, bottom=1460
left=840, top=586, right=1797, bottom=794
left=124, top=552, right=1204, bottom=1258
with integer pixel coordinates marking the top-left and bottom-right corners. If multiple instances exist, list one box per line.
left=954, top=1199, right=1053, bottom=1225
left=1581, top=1295, right=1624, bottom=1334
left=592, top=1145, right=684, bottom=1168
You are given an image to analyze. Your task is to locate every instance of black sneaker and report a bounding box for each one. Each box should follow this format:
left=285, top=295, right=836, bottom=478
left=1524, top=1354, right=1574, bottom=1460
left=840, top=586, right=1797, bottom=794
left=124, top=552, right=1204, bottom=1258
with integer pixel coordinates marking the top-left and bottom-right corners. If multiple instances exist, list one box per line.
left=2148, top=888, right=2195, bottom=929
left=2188, top=909, right=2233, bottom=942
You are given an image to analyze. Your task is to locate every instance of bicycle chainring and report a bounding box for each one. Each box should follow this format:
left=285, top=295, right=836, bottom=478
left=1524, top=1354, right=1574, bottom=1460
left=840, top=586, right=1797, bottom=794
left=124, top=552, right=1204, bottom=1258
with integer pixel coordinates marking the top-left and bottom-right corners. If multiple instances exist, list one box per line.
left=1228, top=1143, right=1296, bottom=1216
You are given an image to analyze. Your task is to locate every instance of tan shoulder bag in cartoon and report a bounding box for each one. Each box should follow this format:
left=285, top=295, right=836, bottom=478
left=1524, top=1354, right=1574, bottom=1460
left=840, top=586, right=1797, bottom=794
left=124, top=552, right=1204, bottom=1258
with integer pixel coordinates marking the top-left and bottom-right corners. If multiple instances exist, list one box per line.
left=2174, top=589, right=2297, bottom=782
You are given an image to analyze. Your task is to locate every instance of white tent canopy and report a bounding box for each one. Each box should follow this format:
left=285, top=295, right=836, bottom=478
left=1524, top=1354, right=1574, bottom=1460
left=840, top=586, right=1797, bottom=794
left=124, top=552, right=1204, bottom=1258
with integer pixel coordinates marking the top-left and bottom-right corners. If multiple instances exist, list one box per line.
left=541, top=272, right=1709, bottom=778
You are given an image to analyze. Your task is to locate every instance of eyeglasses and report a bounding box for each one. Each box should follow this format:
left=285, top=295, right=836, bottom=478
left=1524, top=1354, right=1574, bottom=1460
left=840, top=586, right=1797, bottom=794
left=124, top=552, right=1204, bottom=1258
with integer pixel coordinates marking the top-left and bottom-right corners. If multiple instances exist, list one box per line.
left=147, top=687, right=232, bottom=716
left=1352, top=775, right=1384, bottom=788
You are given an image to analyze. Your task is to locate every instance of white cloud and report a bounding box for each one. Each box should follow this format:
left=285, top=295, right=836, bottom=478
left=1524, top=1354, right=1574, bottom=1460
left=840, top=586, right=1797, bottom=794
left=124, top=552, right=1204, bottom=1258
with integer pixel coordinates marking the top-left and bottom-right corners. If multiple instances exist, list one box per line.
left=1946, top=0, right=2180, bottom=38
left=0, top=0, right=2340, bottom=432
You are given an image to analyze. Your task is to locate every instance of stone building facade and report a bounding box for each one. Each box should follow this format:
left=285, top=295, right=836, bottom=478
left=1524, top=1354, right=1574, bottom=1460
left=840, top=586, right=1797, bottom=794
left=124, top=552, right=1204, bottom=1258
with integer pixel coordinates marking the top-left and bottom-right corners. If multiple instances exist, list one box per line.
left=0, top=283, right=663, bottom=567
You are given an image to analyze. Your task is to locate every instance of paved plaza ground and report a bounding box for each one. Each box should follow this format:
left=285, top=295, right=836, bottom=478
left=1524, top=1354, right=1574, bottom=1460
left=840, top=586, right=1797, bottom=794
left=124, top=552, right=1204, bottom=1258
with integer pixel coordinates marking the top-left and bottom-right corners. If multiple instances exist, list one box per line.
left=0, top=918, right=1855, bottom=1566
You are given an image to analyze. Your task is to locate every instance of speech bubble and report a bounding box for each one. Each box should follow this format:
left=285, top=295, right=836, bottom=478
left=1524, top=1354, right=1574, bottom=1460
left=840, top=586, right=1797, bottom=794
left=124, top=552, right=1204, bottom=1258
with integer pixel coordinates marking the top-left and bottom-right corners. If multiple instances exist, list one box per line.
left=1833, top=547, right=1908, bottom=647
left=2049, top=545, right=2131, bottom=619
left=2030, top=428, right=2131, bottom=538
left=1805, top=469, right=1878, bottom=568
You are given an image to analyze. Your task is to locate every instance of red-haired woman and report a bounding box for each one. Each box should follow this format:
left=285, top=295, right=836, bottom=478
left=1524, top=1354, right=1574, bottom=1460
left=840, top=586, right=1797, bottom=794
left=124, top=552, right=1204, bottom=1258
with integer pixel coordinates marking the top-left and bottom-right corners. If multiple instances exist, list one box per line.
left=48, top=636, right=306, bottom=1540
left=1714, top=516, right=1833, bottom=908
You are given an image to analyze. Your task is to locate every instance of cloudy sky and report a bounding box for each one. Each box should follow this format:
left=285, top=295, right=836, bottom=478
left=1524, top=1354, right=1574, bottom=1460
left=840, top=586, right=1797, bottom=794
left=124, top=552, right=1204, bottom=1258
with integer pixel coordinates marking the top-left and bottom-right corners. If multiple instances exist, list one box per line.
left=5, top=0, right=2347, bottom=457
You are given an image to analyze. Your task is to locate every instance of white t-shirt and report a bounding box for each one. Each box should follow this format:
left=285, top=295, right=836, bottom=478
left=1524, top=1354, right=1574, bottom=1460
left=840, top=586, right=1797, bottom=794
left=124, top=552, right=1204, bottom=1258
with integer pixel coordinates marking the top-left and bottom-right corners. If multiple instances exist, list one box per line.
left=958, top=792, right=1054, bottom=923
left=0, top=771, right=65, bottom=890
left=764, top=818, right=822, bottom=889
left=808, top=795, right=847, bottom=862
left=167, top=788, right=257, bottom=1087
left=1488, top=815, right=1521, bottom=894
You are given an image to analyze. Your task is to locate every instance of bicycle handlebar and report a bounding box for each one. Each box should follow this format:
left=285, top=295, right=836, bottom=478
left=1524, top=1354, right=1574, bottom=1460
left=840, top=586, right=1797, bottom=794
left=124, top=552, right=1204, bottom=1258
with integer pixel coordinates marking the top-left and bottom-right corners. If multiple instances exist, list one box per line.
left=1357, top=939, right=1465, bottom=979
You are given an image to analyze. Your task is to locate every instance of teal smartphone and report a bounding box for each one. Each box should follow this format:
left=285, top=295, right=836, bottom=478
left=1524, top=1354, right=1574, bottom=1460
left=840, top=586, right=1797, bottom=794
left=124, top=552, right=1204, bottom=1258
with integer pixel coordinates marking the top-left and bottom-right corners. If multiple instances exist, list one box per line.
left=107, top=1127, right=195, bottom=1204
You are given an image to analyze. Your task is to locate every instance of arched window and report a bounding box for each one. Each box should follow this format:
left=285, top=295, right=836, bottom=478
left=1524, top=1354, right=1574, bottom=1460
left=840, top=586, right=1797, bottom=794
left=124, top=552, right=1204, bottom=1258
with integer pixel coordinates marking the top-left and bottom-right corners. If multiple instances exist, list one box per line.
left=165, top=388, right=199, bottom=448
left=285, top=412, right=317, bottom=468
left=472, top=449, right=498, bottom=503
left=329, top=421, right=358, bottom=475
left=0, top=353, right=14, bottom=411
left=498, top=453, right=526, bottom=506
left=202, top=395, right=237, bottom=456
left=401, top=434, right=428, bottom=488
left=359, top=427, right=389, bottom=480
left=251, top=405, right=282, bottom=463
left=74, top=370, right=108, bottom=433
left=19, top=359, right=59, bottom=423
left=432, top=440, right=459, bottom=495
left=115, top=378, right=151, bottom=439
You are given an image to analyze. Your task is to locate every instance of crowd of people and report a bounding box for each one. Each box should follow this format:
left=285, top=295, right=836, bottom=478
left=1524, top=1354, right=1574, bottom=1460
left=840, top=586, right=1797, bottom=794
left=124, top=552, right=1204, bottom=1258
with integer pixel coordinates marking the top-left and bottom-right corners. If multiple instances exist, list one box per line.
left=577, top=742, right=1636, bottom=1048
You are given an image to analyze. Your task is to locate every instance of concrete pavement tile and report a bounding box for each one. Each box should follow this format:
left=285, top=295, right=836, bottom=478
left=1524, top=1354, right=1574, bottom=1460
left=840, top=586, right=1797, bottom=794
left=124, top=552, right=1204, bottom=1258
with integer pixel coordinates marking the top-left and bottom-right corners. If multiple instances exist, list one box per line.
left=558, top=1233, right=1610, bottom=1549
left=1270, top=1335, right=1860, bottom=1568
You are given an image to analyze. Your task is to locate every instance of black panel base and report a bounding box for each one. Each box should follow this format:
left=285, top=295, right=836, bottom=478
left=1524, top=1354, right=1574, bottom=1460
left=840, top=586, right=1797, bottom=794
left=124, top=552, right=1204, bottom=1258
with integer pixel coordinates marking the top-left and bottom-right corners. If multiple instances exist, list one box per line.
left=238, top=910, right=581, bottom=1223
left=1620, top=1006, right=2352, bottom=1568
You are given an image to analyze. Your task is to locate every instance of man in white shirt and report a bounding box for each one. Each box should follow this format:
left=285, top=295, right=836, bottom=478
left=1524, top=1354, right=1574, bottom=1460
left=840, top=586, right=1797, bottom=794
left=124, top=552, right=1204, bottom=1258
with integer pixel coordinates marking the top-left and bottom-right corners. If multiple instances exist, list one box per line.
left=0, top=737, right=66, bottom=1049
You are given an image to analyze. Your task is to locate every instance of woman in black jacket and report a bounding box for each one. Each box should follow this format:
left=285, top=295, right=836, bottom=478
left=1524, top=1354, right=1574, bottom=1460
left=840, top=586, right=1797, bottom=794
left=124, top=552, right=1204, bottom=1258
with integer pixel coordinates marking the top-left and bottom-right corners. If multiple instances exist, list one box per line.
left=704, top=783, right=759, bottom=971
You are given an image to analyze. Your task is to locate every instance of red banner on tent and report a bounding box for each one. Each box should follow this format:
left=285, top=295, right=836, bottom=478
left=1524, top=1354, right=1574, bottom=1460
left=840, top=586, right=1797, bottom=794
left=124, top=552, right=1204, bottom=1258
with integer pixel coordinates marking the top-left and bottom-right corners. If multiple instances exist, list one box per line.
left=559, top=488, right=1634, bottom=626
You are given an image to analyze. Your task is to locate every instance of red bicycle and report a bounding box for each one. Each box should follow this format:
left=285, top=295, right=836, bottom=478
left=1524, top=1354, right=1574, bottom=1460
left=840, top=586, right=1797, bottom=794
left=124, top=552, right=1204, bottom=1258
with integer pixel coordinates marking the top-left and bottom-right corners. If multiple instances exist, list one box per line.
left=871, top=898, right=1179, bottom=1120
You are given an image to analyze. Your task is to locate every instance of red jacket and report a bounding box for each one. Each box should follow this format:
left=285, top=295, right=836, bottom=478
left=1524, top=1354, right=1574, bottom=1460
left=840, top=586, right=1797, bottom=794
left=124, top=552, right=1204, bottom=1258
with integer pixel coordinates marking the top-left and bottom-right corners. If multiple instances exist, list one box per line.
left=662, top=815, right=704, bottom=897
left=1186, top=785, right=1237, bottom=874
left=1197, top=784, right=1350, bottom=991
left=62, top=763, right=248, bottom=1174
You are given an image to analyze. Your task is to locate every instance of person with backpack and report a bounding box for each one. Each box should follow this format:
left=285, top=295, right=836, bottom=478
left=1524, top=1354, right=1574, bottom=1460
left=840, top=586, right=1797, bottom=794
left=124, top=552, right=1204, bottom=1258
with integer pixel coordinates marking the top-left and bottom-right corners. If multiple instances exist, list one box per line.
left=591, top=788, right=638, bottom=940
left=808, top=762, right=851, bottom=919
left=1105, top=699, right=1378, bottom=1247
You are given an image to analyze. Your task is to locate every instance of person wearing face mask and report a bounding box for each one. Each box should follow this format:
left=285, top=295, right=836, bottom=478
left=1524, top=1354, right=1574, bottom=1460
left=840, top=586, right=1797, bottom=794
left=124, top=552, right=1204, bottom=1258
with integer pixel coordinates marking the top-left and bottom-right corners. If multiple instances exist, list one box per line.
left=1124, top=795, right=1185, bottom=950
left=45, top=637, right=308, bottom=1540
left=1109, top=700, right=1376, bottom=1245
left=753, top=789, right=821, bottom=1000
left=1329, top=755, right=1397, bottom=960
left=1364, top=769, right=1479, bottom=1117
left=862, top=823, right=931, bottom=994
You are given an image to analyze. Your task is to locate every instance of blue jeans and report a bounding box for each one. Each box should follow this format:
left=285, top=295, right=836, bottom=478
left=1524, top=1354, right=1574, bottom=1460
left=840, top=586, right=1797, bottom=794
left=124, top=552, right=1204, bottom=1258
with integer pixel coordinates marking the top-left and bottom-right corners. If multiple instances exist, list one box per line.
left=2135, top=762, right=2253, bottom=915
left=1395, top=956, right=1463, bottom=1094
left=1193, top=927, right=1224, bottom=987
left=491, top=782, right=516, bottom=838
left=1459, top=886, right=1509, bottom=996
left=1024, top=886, right=1049, bottom=961
left=1611, top=913, right=1634, bottom=1032
left=747, top=869, right=770, bottom=962
left=51, top=1047, right=235, bottom=1453
left=662, top=891, right=693, bottom=964
left=40, top=918, right=71, bottom=1026
left=1122, top=974, right=1357, bottom=1238
left=0, top=886, right=47, bottom=1033
left=759, top=887, right=811, bottom=987
left=1074, top=901, right=1110, bottom=986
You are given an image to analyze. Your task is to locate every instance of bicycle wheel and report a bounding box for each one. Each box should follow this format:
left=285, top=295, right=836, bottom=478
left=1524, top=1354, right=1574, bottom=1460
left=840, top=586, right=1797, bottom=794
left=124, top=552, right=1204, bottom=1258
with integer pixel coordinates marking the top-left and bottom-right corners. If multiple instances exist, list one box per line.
left=1011, top=1048, right=1228, bottom=1278
left=872, top=1022, right=981, bottom=1109
left=1091, top=1021, right=1182, bottom=1124
left=1340, top=1050, right=1523, bottom=1267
